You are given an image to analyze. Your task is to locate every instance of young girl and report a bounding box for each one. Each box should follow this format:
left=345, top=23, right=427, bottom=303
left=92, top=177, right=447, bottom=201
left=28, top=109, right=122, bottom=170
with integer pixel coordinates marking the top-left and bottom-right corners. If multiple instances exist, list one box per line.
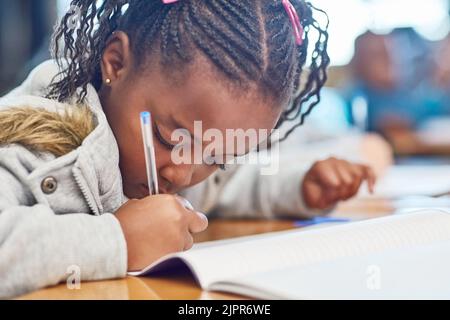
left=0, top=0, right=375, bottom=298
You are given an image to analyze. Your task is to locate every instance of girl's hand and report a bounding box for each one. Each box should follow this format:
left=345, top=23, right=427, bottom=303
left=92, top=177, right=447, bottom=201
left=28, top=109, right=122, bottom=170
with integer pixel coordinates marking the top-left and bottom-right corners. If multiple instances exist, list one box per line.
left=115, top=195, right=208, bottom=271
left=302, top=157, right=376, bottom=210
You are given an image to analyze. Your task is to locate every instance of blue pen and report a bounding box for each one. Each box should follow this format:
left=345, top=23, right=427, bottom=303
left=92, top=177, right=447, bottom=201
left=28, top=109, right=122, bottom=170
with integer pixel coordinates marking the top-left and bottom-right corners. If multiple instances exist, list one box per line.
left=294, top=217, right=351, bottom=227
left=139, top=112, right=195, bottom=210
left=140, top=112, right=159, bottom=195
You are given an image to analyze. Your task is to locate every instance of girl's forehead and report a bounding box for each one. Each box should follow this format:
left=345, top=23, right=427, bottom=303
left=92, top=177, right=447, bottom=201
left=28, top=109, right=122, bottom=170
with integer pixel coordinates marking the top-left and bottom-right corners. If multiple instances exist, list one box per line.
left=135, top=58, right=281, bottom=132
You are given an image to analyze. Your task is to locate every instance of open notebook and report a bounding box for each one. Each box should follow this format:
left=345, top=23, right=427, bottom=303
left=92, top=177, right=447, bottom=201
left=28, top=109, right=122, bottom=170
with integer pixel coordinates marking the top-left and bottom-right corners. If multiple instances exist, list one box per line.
left=359, top=165, right=450, bottom=198
left=129, top=209, right=450, bottom=299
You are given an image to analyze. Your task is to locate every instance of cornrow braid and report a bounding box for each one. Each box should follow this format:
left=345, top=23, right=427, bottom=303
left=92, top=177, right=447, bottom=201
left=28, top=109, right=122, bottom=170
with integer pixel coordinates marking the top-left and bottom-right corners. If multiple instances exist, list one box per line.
left=47, top=0, right=329, bottom=141
left=274, top=1, right=330, bottom=141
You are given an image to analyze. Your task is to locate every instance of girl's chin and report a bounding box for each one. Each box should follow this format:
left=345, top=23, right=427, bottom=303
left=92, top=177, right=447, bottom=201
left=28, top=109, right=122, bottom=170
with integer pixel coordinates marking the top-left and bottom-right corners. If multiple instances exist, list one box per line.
left=138, top=184, right=150, bottom=198
left=122, top=184, right=148, bottom=199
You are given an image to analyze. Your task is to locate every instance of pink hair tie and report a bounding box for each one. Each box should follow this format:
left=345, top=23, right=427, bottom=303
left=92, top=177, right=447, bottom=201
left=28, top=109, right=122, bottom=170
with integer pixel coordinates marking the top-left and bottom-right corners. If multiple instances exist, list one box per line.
left=282, top=0, right=304, bottom=46
left=162, top=0, right=304, bottom=46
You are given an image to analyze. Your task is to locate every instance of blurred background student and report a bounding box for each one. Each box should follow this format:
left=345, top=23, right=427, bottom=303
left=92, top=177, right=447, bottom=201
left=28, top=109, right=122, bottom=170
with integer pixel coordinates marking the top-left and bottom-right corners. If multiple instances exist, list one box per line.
left=346, top=29, right=450, bottom=156
left=281, top=0, right=450, bottom=167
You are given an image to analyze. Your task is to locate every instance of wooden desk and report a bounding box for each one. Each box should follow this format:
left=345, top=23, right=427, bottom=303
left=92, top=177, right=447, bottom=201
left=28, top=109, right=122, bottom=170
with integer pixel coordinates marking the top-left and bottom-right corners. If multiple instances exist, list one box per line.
left=19, top=198, right=394, bottom=300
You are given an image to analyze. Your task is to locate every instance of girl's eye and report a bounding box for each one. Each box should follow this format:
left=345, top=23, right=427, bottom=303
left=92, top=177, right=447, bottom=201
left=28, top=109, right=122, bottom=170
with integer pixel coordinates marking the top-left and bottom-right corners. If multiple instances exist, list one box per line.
left=206, top=155, right=228, bottom=171
left=218, top=162, right=233, bottom=171
left=154, top=123, right=177, bottom=150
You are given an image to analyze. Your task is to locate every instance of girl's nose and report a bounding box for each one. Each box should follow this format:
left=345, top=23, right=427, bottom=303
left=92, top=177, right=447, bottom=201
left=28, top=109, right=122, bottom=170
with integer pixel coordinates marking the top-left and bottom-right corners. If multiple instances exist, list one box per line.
left=159, top=164, right=195, bottom=190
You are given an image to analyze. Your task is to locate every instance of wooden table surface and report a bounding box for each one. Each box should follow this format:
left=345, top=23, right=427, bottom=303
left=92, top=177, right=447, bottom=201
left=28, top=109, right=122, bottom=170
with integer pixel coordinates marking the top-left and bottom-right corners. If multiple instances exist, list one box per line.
left=19, top=198, right=395, bottom=300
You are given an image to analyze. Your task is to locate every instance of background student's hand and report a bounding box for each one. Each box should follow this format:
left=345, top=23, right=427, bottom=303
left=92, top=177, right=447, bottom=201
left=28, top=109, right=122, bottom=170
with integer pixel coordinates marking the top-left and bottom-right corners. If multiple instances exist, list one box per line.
left=302, top=157, right=376, bottom=210
left=115, top=195, right=208, bottom=271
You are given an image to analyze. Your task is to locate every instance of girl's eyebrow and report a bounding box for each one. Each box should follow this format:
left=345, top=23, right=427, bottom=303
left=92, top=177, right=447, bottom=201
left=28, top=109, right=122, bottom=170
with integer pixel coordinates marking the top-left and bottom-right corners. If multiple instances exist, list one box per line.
left=169, top=116, right=202, bottom=145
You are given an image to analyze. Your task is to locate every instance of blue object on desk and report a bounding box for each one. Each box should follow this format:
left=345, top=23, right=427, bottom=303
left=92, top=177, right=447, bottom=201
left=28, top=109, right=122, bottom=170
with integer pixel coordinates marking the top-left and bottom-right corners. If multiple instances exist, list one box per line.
left=294, top=217, right=352, bottom=228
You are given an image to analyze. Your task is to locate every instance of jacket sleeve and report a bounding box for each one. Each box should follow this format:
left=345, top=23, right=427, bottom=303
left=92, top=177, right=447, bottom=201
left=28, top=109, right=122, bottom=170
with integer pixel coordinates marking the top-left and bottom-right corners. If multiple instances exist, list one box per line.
left=0, top=166, right=128, bottom=299
left=212, top=155, right=328, bottom=219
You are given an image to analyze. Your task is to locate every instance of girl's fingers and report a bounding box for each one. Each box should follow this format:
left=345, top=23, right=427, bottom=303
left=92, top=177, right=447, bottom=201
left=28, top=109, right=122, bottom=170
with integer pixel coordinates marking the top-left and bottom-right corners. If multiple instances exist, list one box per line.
left=318, top=160, right=352, bottom=203
left=188, top=211, right=209, bottom=234
left=360, top=165, right=377, bottom=193
left=335, top=161, right=356, bottom=199
left=303, top=180, right=322, bottom=208
left=324, top=187, right=339, bottom=204
left=314, top=161, right=340, bottom=188
left=347, top=165, right=366, bottom=197
left=347, top=163, right=376, bottom=195
left=306, top=159, right=377, bottom=208
left=175, top=195, right=194, bottom=211
left=183, top=232, right=194, bottom=251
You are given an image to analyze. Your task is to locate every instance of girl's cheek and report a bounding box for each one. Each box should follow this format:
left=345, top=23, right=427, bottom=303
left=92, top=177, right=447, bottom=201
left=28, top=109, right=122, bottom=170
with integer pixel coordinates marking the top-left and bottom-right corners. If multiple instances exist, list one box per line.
left=191, top=165, right=219, bottom=186
left=154, top=144, right=180, bottom=176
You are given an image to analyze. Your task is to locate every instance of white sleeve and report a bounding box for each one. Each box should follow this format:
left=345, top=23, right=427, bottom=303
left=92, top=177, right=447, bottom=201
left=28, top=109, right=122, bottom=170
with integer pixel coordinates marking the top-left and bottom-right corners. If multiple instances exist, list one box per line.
left=213, top=156, right=328, bottom=219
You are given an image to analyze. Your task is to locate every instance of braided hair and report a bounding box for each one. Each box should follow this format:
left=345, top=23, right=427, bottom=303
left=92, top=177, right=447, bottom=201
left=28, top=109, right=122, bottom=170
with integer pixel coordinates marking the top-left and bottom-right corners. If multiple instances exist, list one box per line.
left=47, top=0, right=329, bottom=141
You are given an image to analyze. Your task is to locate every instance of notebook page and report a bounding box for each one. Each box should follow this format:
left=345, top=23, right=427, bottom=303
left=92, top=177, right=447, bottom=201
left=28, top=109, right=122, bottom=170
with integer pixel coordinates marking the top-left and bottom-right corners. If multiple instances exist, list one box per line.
left=175, top=210, right=450, bottom=288
left=213, top=240, right=450, bottom=299
left=358, top=165, right=450, bottom=198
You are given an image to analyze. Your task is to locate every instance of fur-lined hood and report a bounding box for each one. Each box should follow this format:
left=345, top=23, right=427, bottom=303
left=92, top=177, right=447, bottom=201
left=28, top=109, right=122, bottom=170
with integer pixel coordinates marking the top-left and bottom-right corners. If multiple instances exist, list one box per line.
left=0, top=60, right=125, bottom=215
left=0, top=105, right=95, bottom=157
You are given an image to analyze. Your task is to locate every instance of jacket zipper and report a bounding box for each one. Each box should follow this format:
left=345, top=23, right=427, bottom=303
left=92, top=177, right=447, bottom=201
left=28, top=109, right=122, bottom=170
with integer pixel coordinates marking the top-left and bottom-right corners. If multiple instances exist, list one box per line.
left=73, top=170, right=99, bottom=215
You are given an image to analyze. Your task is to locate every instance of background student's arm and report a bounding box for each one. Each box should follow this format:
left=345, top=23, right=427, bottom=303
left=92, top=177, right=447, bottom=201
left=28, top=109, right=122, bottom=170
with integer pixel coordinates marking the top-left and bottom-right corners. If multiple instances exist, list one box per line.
left=207, top=156, right=376, bottom=219
left=0, top=166, right=127, bottom=299
left=211, top=157, right=319, bottom=219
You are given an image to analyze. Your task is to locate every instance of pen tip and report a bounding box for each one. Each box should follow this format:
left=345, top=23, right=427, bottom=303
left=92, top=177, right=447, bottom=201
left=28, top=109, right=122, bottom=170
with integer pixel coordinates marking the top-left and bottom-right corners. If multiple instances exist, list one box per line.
left=140, top=111, right=151, bottom=124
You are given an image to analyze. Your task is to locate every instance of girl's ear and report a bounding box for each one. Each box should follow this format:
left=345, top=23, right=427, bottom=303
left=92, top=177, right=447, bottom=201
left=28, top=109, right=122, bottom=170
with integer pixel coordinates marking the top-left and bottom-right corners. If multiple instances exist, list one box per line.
left=100, top=31, right=132, bottom=85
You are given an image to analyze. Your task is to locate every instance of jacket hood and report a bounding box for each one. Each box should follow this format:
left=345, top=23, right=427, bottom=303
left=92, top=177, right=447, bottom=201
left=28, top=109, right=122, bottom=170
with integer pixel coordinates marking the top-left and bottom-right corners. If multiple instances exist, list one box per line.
left=0, top=60, right=124, bottom=214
